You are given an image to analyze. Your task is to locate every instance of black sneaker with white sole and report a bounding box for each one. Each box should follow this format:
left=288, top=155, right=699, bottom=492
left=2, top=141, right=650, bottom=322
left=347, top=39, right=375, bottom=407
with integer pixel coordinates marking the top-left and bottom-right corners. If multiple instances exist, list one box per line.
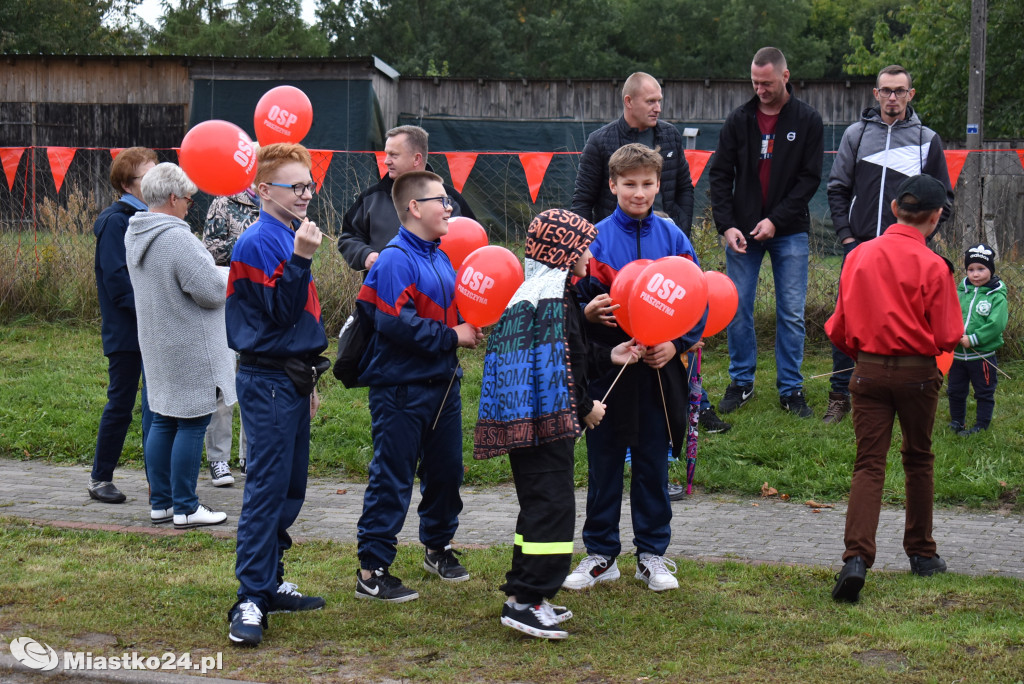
left=355, top=567, right=419, bottom=603
left=267, top=581, right=325, bottom=614
left=424, top=544, right=470, bottom=582
left=228, top=600, right=266, bottom=647
left=698, top=407, right=732, bottom=433
left=780, top=390, right=814, bottom=418
left=718, top=382, right=754, bottom=414
left=500, top=601, right=568, bottom=639
left=209, top=461, right=234, bottom=487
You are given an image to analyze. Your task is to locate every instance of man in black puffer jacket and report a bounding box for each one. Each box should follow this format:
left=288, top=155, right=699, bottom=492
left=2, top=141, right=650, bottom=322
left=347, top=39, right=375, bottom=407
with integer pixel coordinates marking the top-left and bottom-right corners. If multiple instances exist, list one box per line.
left=571, top=72, right=694, bottom=237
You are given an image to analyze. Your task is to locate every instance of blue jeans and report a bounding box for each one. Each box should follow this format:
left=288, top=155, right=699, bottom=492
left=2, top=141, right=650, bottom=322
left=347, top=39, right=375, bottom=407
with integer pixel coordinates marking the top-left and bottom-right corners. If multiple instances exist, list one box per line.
left=725, top=232, right=809, bottom=396
left=145, top=412, right=211, bottom=515
left=92, top=351, right=152, bottom=482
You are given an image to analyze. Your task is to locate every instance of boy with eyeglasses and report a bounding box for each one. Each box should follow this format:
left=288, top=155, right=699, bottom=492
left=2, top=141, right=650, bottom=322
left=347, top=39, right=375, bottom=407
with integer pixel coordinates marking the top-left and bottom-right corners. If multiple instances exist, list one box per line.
left=824, top=64, right=954, bottom=425
left=353, top=170, right=483, bottom=602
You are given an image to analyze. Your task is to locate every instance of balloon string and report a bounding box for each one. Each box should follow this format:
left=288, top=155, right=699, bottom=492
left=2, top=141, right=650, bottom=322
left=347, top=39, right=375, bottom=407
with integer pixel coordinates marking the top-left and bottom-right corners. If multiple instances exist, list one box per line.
left=657, top=367, right=673, bottom=448
left=264, top=195, right=335, bottom=242
left=432, top=366, right=460, bottom=431
left=577, top=362, right=632, bottom=443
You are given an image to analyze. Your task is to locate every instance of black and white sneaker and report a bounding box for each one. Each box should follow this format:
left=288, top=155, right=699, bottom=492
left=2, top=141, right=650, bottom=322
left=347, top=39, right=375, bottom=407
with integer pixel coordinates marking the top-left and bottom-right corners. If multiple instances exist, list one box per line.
left=355, top=567, right=419, bottom=603
left=228, top=600, right=265, bottom=647
left=718, top=382, right=754, bottom=414
left=267, top=581, right=326, bottom=614
left=210, top=461, right=234, bottom=487
left=500, top=601, right=568, bottom=639
left=667, top=483, right=686, bottom=501
left=424, top=544, right=470, bottom=582
left=698, top=407, right=732, bottom=433
left=780, top=390, right=814, bottom=418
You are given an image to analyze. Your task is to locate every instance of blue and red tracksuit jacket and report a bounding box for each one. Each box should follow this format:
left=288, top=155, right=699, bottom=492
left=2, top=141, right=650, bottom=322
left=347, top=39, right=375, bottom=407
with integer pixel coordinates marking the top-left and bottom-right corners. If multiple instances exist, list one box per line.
left=356, top=226, right=461, bottom=387
left=225, top=212, right=327, bottom=358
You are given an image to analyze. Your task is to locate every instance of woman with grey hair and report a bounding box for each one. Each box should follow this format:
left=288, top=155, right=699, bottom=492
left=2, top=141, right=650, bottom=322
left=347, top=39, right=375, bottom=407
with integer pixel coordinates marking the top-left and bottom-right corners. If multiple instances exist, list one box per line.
left=125, top=162, right=234, bottom=529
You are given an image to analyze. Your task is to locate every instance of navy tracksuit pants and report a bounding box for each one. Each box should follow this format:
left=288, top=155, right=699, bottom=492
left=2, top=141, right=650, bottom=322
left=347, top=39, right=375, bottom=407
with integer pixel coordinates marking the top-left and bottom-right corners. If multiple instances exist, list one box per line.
left=234, top=366, right=310, bottom=612
left=92, top=350, right=151, bottom=482
left=357, top=379, right=464, bottom=570
left=948, top=356, right=998, bottom=429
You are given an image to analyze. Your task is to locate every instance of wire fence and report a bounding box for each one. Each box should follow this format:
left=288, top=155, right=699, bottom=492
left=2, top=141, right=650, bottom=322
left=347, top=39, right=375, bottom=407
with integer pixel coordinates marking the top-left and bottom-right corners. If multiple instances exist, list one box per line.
left=3, top=146, right=1023, bottom=356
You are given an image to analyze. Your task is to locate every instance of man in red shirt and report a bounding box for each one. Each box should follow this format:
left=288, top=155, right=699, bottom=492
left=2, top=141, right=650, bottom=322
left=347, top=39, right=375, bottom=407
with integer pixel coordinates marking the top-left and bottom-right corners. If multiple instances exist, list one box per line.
left=825, top=174, right=961, bottom=602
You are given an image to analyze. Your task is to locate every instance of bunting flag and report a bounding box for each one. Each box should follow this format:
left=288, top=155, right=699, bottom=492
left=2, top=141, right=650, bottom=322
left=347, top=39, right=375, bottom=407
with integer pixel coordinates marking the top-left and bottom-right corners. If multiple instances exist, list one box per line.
left=47, top=147, right=76, bottom=194
left=443, top=152, right=478, bottom=194
left=518, top=152, right=553, bottom=204
left=684, top=150, right=713, bottom=187
left=110, top=148, right=124, bottom=159
left=308, top=150, right=333, bottom=191
left=374, top=151, right=387, bottom=178
left=1, top=147, right=26, bottom=191
left=944, top=150, right=969, bottom=189
left=1017, top=149, right=1024, bottom=173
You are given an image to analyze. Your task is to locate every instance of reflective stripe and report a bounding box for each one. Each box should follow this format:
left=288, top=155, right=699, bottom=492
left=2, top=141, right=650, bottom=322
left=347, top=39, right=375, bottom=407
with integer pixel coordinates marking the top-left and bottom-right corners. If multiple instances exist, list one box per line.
left=514, top=533, right=573, bottom=555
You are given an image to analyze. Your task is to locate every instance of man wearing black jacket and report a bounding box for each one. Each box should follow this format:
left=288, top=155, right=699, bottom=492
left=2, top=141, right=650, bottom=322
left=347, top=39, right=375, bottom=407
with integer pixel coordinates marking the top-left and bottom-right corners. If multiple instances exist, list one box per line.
left=709, top=47, right=824, bottom=419
left=338, top=125, right=475, bottom=273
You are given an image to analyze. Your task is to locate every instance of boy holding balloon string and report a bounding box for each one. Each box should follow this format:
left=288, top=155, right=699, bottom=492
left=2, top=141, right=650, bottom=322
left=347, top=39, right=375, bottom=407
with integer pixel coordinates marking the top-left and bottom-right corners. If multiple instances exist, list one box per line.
left=353, top=170, right=483, bottom=603
left=566, top=143, right=706, bottom=594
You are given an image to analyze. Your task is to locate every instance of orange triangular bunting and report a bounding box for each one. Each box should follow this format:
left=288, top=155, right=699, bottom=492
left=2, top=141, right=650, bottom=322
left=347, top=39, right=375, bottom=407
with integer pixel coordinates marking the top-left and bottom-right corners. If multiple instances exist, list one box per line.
left=110, top=148, right=124, bottom=160
left=444, top=153, right=478, bottom=193
left=684, top=150, right=713, bottom=186
left=945, top=150, right=969, bottom=189
left=1, top=147, right=26, bottom=192
left=518, top=152, right=554, bottom=204
left=309, top=150, right=333, bottom=191
left=374, top=151, right=388, bottom=178
left=1017, top=150, right=1024, bottom=173
left=47, top=147, right=76, bottom=194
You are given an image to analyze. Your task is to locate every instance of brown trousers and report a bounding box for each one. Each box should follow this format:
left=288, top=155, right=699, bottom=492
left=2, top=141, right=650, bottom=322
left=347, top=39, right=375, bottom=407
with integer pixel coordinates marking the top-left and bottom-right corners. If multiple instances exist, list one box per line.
left=843, top=358, right=944, bottom=567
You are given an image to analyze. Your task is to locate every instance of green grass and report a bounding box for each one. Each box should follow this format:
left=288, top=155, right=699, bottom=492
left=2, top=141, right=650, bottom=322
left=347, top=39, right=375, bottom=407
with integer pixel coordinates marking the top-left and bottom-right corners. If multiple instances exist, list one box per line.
left=1, top=520, right=1022, bottom=682
left=2, top=319, right=1022, bottom=509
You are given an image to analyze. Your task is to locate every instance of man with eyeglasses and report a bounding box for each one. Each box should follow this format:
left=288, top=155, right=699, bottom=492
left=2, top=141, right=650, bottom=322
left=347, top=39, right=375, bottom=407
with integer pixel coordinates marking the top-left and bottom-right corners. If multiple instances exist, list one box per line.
left=823, top=64, right=954, bottom=425
left=338, top=125, right=475, bottom=274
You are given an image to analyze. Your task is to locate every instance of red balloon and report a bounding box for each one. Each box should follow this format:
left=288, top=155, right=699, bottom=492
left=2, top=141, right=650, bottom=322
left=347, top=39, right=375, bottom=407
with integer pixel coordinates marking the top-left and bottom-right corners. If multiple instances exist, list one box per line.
left=254, top=86, right=313, bottom=145
left=178, top=120, right=257, bottom=197
left=627, top=257, right=708, bottom=347
left=440, top=216, right=489, bottom=270
left=455, top=246, right=524, bottom=327
left=703, top=270, right=739, bottom=337
left=937, top=350, right=954, bottom=375
left=609, top=259, right=652, bottom=338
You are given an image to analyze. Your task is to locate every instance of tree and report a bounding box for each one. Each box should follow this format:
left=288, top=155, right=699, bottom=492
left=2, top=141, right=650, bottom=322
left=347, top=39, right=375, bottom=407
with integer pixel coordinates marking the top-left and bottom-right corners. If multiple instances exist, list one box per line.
left=0, top=0, right=147, bottom=54
left=845, top=0, right=1024, bottom=141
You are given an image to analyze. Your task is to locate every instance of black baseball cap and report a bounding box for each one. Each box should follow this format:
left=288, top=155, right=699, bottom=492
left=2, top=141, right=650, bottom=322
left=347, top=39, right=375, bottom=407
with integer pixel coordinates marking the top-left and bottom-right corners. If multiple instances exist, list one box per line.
left=895, top=174, right=947, bottom=211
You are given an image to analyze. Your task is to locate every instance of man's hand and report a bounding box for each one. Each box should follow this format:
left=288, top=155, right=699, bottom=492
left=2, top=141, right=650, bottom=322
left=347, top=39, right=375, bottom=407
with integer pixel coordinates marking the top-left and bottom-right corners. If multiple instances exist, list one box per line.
left=455, top=323, right=484, bottom=349
left=723, top=227, right=747, bottom=254
left=584, top=400, right=606, bottom=429
left=293, top=219, right=323, bottom=259
left=364, top=251, right=379, bottom=270
left=750, top=218, right=776, bottom=242
left=960, top=335, right=972, bottom=349
left=610, top=338, right=643, bottom=366
left=643, top=341, right=676, bottom=369
left=585, top=293, right=620, bottom=327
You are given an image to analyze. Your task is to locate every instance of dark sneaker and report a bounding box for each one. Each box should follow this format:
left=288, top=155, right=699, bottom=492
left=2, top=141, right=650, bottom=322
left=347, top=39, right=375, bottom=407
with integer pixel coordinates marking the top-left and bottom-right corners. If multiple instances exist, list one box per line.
left=959, top=425, right=987, bottom=437
left=500, top=601, right=568, bottom=639
left=210, top=461, right=235, bottom=487
left=831, top=556, right=866, bottom=603
left=562, top=555, right=619, bottom=590
left=698, top=407, right=732, bottom=433
left=355, top=567, right=419, bottom=603
left=667, top=483, right=686, bottom=501
left=822, top=392, right=851, bottom=424
left=909, top=555, right=947, bottom=577
left=949, top=421, right=967, bottom=433
left=718, top=382, right=754, bottom=414
left=228, top=600, right=265, bottom=647
left=88, top=480, right=126, bottom=504
left=424, top=544, right=470, bottom=582
left=780, top=390, right=814, bottom=418
left=267, top=582, right=325, bottom=614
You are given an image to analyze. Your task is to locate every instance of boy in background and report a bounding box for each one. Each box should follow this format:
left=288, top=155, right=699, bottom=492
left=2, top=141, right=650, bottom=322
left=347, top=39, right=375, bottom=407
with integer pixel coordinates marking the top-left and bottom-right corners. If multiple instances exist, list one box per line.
left=949, top=243, right=1007, bottom=436
left=354, top=171, right=483, bottom=602
left=566, top=143, right=705, bottom=594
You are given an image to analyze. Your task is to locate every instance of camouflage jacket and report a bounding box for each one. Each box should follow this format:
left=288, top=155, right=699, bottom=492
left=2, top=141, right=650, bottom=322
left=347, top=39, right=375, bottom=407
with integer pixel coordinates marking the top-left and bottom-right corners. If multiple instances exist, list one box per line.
left=203, top=190, right=260, bottom=265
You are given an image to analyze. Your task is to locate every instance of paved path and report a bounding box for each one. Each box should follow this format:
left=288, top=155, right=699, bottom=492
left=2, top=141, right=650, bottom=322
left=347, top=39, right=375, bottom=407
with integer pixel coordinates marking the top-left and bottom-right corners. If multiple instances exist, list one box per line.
left=1, top=458, right=1021, bottom=577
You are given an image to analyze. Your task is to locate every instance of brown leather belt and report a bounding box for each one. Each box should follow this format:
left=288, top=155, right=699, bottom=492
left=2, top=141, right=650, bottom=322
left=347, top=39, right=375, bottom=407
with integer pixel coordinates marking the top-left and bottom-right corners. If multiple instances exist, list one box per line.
left=857, top=352, right=935, bottom=367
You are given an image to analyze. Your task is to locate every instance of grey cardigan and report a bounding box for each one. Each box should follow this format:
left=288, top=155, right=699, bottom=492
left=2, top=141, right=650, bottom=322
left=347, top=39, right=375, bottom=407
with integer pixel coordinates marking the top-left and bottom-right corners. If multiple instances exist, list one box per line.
left=125, top=211, right=236, bottom=418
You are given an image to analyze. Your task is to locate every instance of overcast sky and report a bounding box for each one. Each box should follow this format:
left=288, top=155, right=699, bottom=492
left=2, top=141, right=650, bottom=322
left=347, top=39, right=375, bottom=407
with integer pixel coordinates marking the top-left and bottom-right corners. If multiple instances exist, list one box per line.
left=134, top=0, right=319, bottom=28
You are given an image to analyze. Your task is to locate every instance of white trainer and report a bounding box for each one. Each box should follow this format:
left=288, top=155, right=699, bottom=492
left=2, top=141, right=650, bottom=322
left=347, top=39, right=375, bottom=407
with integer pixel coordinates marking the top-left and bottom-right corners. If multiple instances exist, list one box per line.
left=635, top=554, right=679, bottom=591
left=561, top=555, right=620, bottom=590
left=150, top=507, right=173, bottom=524
left=173, top=504, right=227, bottom=529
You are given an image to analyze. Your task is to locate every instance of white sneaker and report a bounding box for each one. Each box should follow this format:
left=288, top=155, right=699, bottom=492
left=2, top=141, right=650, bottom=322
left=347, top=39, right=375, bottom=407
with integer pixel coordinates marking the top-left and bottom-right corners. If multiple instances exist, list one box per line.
left=635, top=554, right=679, bottom=591
left=210, top=461, right=234, bottom=487
left=562, top=555, right=620, bottom=590
left=150, top=507, right=173, bottom=524
left=173, top=504, right=227, bottom=529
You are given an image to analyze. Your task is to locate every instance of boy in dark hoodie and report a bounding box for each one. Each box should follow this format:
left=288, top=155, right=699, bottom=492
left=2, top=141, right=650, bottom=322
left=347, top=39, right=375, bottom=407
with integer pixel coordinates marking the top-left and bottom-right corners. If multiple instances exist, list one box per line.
left=475, top=208, right=640, bottom=639
left=948, top=243, right=1008, bottom=436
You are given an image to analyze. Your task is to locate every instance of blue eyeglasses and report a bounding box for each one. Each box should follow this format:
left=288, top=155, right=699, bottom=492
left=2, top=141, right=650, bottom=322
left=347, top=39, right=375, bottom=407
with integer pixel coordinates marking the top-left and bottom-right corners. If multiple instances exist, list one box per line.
left=268, top=182, right=316, bottom=196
